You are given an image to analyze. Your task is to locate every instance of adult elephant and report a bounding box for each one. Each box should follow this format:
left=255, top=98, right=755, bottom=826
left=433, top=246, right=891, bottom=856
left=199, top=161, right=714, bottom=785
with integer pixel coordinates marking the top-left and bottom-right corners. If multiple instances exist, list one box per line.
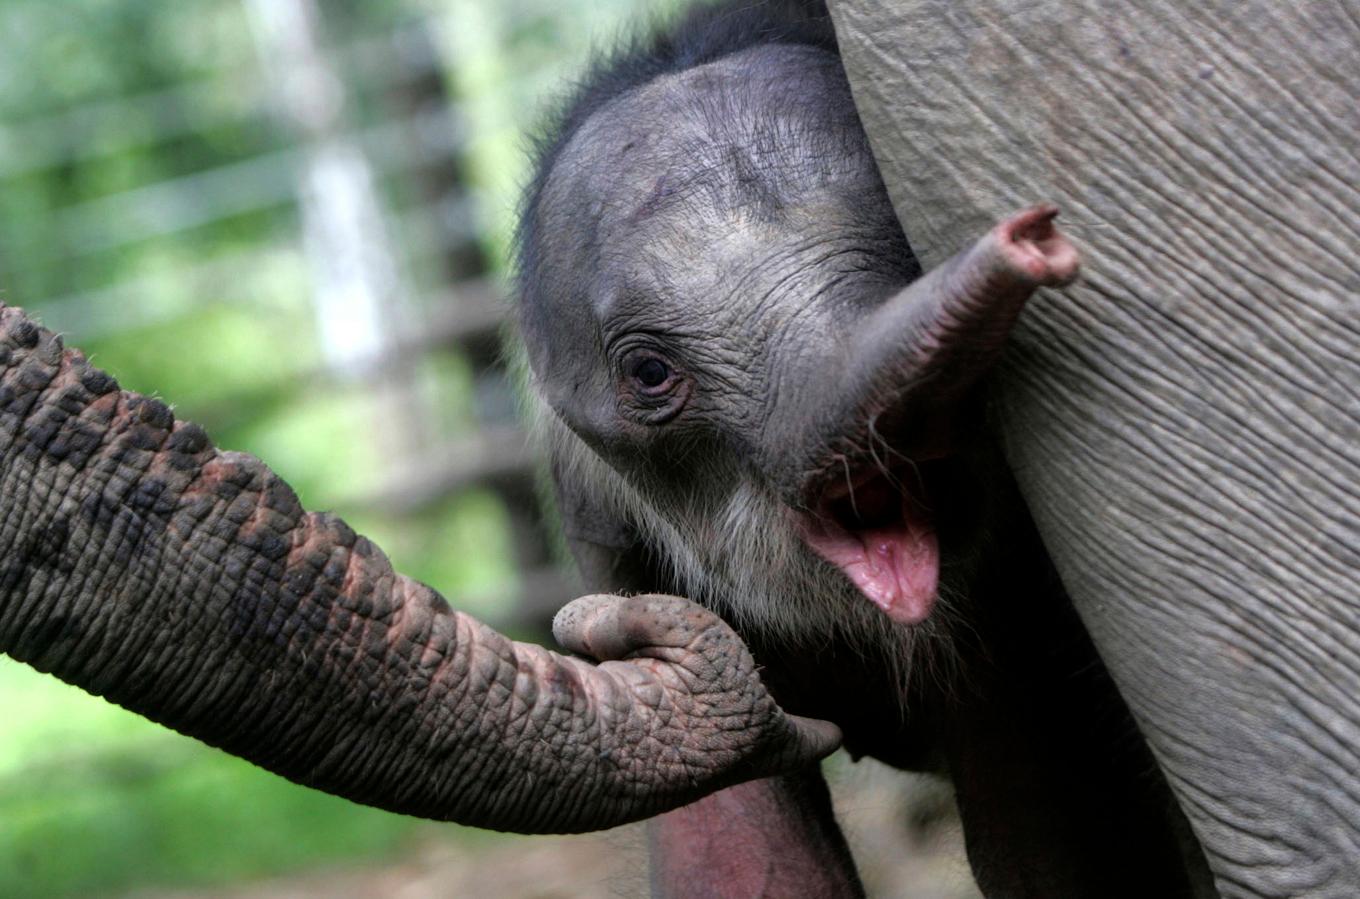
left=826, top=0, right=1359, bottom=895
left=0, top=303, right=837, bottom=834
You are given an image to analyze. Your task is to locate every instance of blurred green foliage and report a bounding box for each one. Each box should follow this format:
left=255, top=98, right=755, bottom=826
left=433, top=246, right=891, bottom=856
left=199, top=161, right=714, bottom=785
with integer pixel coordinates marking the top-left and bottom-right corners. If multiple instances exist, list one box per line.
left=0, top=0, right=680, bottom=895
left=0, top=661, right=434, bottom=898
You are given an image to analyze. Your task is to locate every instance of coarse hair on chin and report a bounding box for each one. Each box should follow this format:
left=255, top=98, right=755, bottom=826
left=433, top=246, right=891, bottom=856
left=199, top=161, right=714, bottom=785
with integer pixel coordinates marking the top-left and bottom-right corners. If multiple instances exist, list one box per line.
left=521, top=373, right=962, bottom=707
left=676, top=474, right=963, bottom=703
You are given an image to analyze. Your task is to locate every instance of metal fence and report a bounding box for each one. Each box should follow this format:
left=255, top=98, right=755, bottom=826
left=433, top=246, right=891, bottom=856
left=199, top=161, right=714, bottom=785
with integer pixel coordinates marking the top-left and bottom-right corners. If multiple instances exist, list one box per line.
left=0, top=0, right=660, bottom=631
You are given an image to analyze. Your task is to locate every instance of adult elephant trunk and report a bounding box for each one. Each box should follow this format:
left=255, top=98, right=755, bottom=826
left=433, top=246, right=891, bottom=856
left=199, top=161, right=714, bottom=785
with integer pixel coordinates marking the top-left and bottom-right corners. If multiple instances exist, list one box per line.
left=0, top=304, right=837, bottom=834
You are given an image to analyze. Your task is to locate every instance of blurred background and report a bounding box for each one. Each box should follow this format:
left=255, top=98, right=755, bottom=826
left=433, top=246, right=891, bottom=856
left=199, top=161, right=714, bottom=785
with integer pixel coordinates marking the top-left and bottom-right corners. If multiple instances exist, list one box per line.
left=0, top=0, right=978, bottom=896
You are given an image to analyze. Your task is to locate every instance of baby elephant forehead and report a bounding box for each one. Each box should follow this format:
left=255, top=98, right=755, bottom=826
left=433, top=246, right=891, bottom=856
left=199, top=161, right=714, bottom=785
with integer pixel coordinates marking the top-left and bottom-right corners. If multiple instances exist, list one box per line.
left=546, top=43, right=859, bottom=225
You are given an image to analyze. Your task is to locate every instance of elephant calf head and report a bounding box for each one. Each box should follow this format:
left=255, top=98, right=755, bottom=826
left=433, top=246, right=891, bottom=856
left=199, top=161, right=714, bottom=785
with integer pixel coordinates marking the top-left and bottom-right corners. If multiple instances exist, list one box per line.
left=516, top=33, right=1077, bottom=662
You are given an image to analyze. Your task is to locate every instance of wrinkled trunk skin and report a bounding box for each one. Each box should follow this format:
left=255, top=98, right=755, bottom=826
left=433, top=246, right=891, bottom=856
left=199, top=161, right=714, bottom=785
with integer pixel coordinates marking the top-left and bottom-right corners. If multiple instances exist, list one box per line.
left=0, top=305, right=836, bottom=834
left=828, top=1, right=1358, bottom=895
left=774, top=205, right=1079, bottom=494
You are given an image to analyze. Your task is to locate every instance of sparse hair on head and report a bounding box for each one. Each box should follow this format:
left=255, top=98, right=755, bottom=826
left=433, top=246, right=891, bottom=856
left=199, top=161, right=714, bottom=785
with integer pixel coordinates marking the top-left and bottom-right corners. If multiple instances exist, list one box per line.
left=514, top=0, right=837, bottom=312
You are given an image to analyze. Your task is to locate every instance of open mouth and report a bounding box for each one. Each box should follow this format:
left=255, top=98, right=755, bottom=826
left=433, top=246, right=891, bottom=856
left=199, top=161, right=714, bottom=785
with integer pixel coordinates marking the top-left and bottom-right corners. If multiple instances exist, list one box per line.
left=799, top=464, right=940, bottom=625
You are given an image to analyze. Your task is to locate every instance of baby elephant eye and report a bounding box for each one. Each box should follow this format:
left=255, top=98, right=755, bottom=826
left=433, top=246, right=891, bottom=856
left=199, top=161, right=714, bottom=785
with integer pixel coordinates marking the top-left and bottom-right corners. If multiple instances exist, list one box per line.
left=618, top=349, right=688, bottom=423
left=631, top=357, right=671, bottom=388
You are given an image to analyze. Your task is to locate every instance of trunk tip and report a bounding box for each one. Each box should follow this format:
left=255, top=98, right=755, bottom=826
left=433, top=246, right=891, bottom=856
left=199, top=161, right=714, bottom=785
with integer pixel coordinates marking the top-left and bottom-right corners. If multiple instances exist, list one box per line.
left=996, top=204, right=1081, bottom=286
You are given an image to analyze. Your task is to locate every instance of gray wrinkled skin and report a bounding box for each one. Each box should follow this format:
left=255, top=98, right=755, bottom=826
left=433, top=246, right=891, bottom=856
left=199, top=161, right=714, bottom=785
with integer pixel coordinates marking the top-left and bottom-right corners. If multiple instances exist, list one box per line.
left=527, top=43, right=981, bottom=664
left=524, top=44, right=928, bottom=665
left=0, top=304, right=839, bottom=834
left=521, top=37, right=1077, bottom=709
left=829, top=1, right=1360, bottom=896
left=516, top=15, right=1189, bottom=897
left=514, top=0, right=1240, bottom=892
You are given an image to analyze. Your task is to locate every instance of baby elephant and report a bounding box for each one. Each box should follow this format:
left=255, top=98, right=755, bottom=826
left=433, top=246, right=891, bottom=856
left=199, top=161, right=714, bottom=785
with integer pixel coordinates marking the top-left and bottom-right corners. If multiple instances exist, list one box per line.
left=516, top=1, right=1203, bottom=896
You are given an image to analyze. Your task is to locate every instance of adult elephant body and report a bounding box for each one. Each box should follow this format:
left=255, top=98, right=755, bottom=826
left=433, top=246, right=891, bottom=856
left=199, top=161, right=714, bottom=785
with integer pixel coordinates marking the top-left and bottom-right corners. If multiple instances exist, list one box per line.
left=828, top=1, right=1359, bottom=893
left=1, top=1, right=1353, bottom=894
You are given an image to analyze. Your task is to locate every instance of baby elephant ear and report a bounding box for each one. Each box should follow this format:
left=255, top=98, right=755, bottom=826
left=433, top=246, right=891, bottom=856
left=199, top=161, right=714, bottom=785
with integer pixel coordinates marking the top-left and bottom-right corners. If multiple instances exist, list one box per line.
left=0, top=302, right=836, bottom=834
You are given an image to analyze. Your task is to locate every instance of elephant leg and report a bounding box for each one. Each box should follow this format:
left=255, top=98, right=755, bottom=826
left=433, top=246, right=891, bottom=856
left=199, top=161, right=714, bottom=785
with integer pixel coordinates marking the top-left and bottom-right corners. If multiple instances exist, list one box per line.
left=943, top=518, right=1214, bottom=898
left=648, top=769, right=864, bottom=899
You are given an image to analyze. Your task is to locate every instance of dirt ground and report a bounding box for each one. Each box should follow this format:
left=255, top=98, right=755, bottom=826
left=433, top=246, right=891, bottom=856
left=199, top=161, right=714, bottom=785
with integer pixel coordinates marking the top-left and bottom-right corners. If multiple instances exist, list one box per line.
left=137, top=760, right=981, bottom=899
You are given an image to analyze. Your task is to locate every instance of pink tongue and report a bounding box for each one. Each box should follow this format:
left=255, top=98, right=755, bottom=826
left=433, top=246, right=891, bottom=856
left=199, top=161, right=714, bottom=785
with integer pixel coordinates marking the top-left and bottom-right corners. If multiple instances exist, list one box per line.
left=804, top=518, right=940, bottom=625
